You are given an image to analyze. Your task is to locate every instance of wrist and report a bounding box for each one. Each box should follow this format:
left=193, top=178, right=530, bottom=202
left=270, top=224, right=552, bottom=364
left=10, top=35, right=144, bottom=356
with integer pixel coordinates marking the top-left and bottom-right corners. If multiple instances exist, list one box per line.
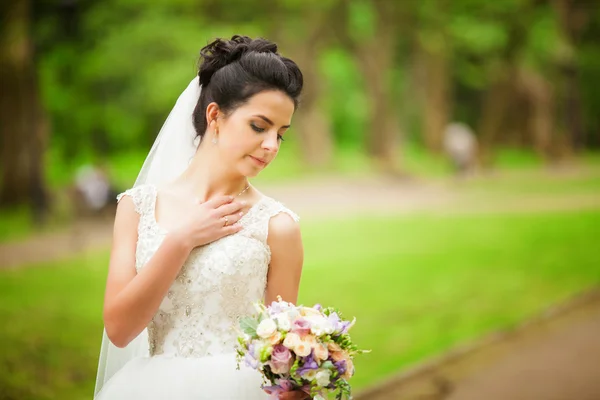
left=166, top=229, right=193, bottom=254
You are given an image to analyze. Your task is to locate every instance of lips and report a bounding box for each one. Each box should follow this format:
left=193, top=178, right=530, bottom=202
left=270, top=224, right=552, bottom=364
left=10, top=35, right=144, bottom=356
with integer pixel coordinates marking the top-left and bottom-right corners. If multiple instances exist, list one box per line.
left=249, top=155, right=267, bottom=166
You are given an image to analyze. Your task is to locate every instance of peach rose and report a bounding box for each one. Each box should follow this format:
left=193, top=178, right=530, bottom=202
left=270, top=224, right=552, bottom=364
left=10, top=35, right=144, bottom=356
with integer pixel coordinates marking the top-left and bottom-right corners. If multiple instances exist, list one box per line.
left=294, top=341, right=312, bottom=357
left=268, top=331, right=283, bottom=345
left=330, top=350, right=346, bottom=362
left=343, top=357, right=355, bottom=379
left=303, top=334, right=317, bottom=348
left=283, top=332, right=301, bottom=350
left=300, top=307, right=322, bottom=317
left=327, top=342, right=342, bottom=352
left=314, top=343, right=329, bottom=361
left=331, top=351, right=354, bottom=379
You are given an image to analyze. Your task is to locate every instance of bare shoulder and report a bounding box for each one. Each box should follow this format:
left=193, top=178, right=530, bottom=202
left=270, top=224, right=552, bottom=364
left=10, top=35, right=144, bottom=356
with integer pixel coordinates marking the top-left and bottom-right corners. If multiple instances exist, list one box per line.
left=113, top=193, right=141, bottom=235
left=268, top=211, right=301, bottom=238
left=115, top=192, right=138, bottom=217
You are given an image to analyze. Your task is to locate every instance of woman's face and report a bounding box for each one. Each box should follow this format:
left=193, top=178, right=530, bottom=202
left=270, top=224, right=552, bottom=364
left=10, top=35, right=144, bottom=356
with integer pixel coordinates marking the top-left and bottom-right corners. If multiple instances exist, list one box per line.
left=214, top=90, right=295, bottom=178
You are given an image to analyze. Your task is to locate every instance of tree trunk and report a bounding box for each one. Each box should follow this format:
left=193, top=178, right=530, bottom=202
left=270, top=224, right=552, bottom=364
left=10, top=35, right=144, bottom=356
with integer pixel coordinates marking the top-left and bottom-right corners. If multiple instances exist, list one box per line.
left=415, top=0, right=452, bottom=155
left=286, top=41, right=333, bottom=168
left=553, top=0, right=588, bottom=151
left=269, top=3, right=334, bottom=168
left=477, top=70, right=515, bottom=166
left=518, top=68, right=555, bottom=161
left=420, top=40, right=451, bottom=154
left=356, top=0, right=402, bottom=172
left=0, top=0, right=49, bottom=216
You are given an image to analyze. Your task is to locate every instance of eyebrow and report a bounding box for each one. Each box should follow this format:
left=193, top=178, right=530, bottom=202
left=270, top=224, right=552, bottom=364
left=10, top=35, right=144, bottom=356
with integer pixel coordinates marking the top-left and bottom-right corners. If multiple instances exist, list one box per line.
left=254, top=114, right=291, bottom=129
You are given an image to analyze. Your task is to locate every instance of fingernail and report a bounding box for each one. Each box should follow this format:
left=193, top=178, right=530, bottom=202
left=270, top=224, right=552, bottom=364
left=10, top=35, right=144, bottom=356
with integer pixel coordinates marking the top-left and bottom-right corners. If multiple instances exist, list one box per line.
left=240, top=201, right=247, bottom=206
left=239, top=212, right=244, bottom=217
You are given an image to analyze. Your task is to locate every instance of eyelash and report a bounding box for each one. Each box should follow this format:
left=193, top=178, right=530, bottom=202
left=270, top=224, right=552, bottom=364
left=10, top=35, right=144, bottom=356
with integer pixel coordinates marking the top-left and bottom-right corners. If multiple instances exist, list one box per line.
left=251, top=123, right=285, bottom=141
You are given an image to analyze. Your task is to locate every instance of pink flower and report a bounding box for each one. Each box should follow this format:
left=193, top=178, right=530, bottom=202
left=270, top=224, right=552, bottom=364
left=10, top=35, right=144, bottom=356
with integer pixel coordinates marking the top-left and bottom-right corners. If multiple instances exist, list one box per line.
left=270, top=344, right=293, bottom=374
left=291, top=318, right=311, bottom=336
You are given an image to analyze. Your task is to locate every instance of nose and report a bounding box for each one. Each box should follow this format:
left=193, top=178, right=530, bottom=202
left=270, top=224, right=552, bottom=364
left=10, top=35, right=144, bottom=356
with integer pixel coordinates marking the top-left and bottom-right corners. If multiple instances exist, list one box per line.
left=262, top=132, right=280, bottom=153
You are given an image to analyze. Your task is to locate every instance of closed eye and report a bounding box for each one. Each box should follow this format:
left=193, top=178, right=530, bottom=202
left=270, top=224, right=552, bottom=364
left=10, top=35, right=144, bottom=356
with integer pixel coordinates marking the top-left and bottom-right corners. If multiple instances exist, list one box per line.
left=250, top=123, right=265, bottom=133
left=278, top=134, right=285, bottom=142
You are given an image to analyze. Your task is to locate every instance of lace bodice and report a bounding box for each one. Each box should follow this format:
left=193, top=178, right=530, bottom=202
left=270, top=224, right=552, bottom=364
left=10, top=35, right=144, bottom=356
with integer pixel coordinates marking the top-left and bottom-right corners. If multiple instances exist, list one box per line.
left=117, top=184, right=299, bottom=358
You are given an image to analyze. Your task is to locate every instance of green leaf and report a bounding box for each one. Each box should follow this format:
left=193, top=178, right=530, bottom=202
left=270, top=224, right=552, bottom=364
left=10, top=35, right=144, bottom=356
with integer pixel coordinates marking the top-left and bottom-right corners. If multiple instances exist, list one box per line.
left=239, top=317, right=259, bottom=337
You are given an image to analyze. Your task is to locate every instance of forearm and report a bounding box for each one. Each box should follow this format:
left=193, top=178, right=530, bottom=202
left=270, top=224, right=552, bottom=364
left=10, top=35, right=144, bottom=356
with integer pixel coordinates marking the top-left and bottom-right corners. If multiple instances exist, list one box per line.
left=104, top=233, right=191, bottom=347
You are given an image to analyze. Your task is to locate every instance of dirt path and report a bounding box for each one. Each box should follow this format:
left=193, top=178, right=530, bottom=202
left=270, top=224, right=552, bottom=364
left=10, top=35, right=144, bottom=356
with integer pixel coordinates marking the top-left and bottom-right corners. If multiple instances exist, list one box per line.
left=355, top=289, right=600, bottom=400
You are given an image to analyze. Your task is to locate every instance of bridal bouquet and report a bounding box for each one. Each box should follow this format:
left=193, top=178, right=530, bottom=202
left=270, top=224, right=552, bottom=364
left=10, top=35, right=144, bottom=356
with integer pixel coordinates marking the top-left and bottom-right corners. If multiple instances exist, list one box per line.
left=236, top=297, right=368, bottom=400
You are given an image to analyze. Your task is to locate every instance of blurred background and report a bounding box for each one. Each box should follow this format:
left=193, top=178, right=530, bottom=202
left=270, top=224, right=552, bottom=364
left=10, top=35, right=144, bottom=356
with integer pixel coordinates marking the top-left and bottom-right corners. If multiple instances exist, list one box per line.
left=1, top=0, right=599, bottom=399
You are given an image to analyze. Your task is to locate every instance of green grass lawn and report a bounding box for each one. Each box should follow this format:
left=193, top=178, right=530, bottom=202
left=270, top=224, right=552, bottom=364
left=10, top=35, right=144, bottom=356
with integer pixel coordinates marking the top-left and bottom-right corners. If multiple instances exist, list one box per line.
left=0, top=209, right=598, bottom=399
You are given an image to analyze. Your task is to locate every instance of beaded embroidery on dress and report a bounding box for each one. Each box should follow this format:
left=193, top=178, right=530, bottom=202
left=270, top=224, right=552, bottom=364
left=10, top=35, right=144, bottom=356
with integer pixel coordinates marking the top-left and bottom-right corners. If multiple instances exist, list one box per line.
left=95, top=184, right=299, bottom=400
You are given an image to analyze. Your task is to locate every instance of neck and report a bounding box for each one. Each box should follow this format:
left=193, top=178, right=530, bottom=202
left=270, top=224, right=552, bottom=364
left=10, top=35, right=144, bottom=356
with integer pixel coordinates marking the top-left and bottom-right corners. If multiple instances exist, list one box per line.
left=176, top=140, right=249, bottom=201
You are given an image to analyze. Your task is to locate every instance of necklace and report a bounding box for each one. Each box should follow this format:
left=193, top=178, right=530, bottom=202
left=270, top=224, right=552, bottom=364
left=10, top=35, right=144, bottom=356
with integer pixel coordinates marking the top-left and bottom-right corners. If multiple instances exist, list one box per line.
left=236, top=183, right=251, bottom=198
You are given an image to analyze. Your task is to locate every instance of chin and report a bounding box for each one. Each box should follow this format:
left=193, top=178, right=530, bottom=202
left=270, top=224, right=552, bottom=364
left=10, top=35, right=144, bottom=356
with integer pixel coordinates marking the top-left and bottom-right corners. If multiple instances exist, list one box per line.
left=238, top=164, right=262, bottom=178
left=238, top=157, right=268, bottom=178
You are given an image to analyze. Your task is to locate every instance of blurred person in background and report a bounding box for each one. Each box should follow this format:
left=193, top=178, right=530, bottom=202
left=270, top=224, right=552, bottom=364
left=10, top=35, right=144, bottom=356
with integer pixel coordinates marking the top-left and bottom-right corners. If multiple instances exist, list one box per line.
left=443, top=122, right=478, bottom=176
left=73, top=164, right=118, bottom=218
left=94, top=35, right=309, bottom=400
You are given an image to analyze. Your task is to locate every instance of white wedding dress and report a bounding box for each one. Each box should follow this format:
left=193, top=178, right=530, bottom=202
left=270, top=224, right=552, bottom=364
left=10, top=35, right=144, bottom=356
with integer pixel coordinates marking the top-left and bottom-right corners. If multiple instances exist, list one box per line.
left=95, top=184, right=299, bottom=399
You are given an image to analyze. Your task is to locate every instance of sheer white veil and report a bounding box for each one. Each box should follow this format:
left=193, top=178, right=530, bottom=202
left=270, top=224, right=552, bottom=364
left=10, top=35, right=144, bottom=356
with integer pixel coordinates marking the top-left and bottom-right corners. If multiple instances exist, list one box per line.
left=94, top=77, right=201, bottom=396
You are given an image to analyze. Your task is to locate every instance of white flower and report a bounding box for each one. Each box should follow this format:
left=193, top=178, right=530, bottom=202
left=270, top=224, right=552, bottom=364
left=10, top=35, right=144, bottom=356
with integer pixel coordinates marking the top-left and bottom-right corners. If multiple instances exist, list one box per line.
left=275, top=314, right=291, bottom=332
left=315, top=369, right=332, bottom=387
left=252, top=340, right=265, bottom=358
left=303, top=369, right=318, bottom=381
left=256, top=318, right=277, bottom=339
left=323, top=319, right=335, bottom=335
left=314, top=395, right=326, bottom=400
left=287, top=308, right=300, bottom=320
left=305, top=316, right=333, bottom=336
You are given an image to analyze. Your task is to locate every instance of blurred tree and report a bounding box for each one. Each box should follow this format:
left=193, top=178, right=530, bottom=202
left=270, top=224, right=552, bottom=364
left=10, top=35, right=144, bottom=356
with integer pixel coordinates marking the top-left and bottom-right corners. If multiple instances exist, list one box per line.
left=271, top=0, right=336, bottom=168
left=552, top=0, right=590, bottom=152
left=414, top=0, right=453, bottom=155
left=3, top=0, right=596, bottom=213
left=336, top=0, right=406, bottom=173
left=0, top=0, right=49, bottom=219
left=447, top=1, right=562, bottom=164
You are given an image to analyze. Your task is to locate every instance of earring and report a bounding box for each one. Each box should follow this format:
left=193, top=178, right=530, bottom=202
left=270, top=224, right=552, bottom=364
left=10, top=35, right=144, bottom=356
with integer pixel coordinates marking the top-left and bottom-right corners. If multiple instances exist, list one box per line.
left=212, top=136, right=218, bottom=145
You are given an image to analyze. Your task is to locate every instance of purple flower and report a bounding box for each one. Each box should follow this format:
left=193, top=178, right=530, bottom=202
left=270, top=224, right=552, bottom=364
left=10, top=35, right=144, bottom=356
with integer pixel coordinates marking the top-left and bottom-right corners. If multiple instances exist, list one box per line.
left=334, top=360, right=347, bottom=376
left=291, top=318, right=311, bottom=336
left=313, top=303, right=322, bottom=311
left=244, top=343, right=259, bottom=369
left=296, top=351, right=319, bottom=376
left=340, top=320, right=352, bottom=334
left=245, top=353, right=259, bottom=369
left=263, top=379, right=295, bottom=400
left=268, top=301, right=285, bottom=316
left=327, top=312, right=343, bottom=332
left=270, top=344, right=293, bottom=374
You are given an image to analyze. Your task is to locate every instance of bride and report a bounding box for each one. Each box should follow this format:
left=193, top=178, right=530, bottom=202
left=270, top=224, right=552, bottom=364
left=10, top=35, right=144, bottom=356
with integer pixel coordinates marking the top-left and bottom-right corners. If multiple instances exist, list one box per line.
left=94, top=35, right=309, bottom=399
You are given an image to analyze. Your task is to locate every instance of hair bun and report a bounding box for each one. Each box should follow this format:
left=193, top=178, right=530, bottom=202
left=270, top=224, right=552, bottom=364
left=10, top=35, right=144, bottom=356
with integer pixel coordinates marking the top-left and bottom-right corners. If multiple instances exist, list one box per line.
left=198, top=35, right=278, bottom=87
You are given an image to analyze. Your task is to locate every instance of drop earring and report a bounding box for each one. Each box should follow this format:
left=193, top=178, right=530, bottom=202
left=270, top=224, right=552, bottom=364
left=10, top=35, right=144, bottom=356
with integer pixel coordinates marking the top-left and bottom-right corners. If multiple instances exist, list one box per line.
left=212, top=128, right=218, bottom=144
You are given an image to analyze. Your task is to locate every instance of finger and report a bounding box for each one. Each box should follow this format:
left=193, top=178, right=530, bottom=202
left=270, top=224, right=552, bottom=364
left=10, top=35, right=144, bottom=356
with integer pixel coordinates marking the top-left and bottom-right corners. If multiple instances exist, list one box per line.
left=203, top=195, right=235, bottom=209
left=214, top=200, right=245, bottom=217
left=224, top=210, right=245, bottom=225
left=214, top=224, right=243, bottom=241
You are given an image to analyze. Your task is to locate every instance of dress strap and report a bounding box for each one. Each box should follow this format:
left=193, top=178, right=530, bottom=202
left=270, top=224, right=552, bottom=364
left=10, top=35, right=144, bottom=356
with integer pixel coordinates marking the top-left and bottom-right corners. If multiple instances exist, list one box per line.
left=116, top=184, right=155, bottom=217
left=245, top=196, right=299, bottom=243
